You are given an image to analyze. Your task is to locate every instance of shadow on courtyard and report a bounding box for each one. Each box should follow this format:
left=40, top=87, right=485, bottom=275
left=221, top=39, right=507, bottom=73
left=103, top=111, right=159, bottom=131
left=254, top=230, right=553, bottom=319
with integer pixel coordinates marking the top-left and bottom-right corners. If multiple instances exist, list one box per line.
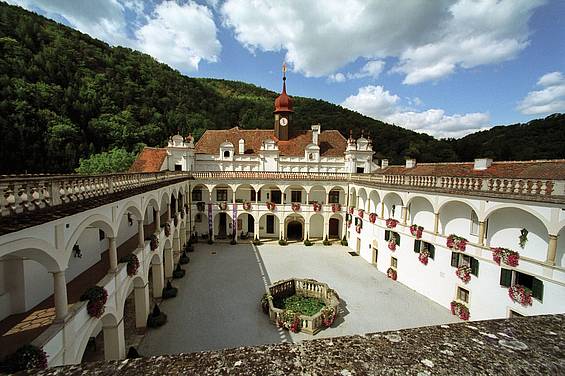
left=138, top=242, right=291, bottom=356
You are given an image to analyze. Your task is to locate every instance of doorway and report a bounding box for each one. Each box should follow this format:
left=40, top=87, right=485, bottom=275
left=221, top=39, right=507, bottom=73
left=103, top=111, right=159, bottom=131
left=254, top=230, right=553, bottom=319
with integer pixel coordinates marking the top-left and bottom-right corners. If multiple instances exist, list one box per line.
left=248, top=215, right=255, bottom=235
left=329, top=218, right=340, bottom=239
left=266, top=215, right=275, bottom=234
left=287, top=221, right=303, bottom=241
left=218, top=213, right=227, bottom=239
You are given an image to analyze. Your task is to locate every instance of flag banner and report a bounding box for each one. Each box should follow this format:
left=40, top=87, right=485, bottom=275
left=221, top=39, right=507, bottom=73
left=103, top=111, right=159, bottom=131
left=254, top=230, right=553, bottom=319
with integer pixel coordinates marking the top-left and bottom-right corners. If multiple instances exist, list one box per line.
left=208, top=203, right=213, bottom=237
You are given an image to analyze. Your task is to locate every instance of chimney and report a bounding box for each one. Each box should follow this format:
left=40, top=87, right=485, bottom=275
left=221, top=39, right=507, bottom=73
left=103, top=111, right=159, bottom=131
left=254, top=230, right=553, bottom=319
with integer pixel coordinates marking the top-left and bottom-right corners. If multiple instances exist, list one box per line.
left=381, top=159, right=389, bottom=169
left=311, top=124, right=321, bottom=145
left=406, top=158, right=416, bottom=168
left=474, top=158, right=492, bottom=170
left=239, top=139, right=245, bottom=154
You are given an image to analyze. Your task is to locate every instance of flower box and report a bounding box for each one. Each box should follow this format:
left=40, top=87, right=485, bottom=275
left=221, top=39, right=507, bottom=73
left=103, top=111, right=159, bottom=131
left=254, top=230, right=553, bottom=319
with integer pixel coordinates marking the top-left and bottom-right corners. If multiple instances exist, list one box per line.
left=120, top=254, right=140, bottom=277
left=450, top=301, right=470, bottom=320
left=387, top=267, right=397, bottom=280
left=292, top=202, right=301, bottom=212
left=358, top=209, right=364, bottom=218
left=331, top=203, right=341, bottom=213
left=150, top=234, right=159, bottom=251
left=369, top=213, right=377, bottom=224
left=418, top=249, right=430, bottom=265
left=218, top=201, right=228, bottom=211
left=243, top=201, right=252, bottom=211
left=277, top=310, right=301, bottom=333
left=447, top=234, right=468, bottom=252
left=312, top=202, right=322, bottom=212
left=266, top=201, right=276, bottom=211
left=80, top=286, right=108, bottom=318
left=508, top=285, right=532, bottom=306
left=410, top=224, right=424, bottom=239
left=385, top=218, right=399, bottom=228
left=388, top=239, right=397, bottom=251
left=492, top=247, right=520, bottom=267
left=456, top=265, right=472, bottom=283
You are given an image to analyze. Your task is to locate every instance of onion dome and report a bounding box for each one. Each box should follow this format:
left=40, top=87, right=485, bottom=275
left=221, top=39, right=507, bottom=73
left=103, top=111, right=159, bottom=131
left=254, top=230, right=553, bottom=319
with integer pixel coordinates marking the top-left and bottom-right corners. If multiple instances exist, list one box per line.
left=274, top=64, right=294, bottom=113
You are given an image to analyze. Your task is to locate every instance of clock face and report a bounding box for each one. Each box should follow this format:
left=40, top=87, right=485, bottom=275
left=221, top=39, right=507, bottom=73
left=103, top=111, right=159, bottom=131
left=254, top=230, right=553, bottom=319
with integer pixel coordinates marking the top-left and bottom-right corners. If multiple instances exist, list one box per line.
left=279, top=117, right=288, bottom=126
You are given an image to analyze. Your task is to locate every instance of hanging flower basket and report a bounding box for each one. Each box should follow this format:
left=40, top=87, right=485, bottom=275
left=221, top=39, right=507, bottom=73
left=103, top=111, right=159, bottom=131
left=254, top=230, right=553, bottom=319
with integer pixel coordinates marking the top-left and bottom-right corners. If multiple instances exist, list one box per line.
left=277, top=310, right=301, bottom=333
left=356, top=224, right=362, bottom=234
left=348, top=206, right=354, bottom=215
left=385, top=218, right=399, bottom=228
left=447, top=234, right=468, bottom=252
left=4, top=344, right=48, bottom=372
left=243, top=201, right=252, bottom=211
left=387, top=267, right=397, bottom=280
left=266, top=201, right=276, bottom=211
left=312, top=202, right=322, bottom=212
left=120, top=254, right=140, bottom=277
left=519, top=228, right=528, bottom=249
left=321, top=306, right=337, bottom=328
left=508, top=285, right=533, bottom=306
left=456, top=265, right=472, bottom=283
left=410, top=224, right=424, bottom=239
left=418, top=249, right=430, bottom=265
left=332, top=203, right=341, bottom=212
left=492, top=247, right=520, bottom=267
left=80, top=286, right=108, bottom=318
left=292, top=202, right=301, bottom=212
left=218, top=201, right=228, bottom=211
left=388, top=238, right=397, bottom=251
left=369, top=213, right=377, bottom=223
left=358, top=209, right=364, bottom=218
left=164, top=222, right=171, bottom=237
left=450, top=301, right=470, bottom=321
left=196, top=202, right=205, bottom=212
left=150, top=234, right=159, bottom=251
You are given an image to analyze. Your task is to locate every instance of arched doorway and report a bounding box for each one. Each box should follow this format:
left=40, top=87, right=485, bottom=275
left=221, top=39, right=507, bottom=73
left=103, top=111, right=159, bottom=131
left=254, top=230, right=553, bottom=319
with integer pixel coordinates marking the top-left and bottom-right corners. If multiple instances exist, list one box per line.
left=287, top=221, right=303, bottom=241
left=329, top=218, right=340, bottom=239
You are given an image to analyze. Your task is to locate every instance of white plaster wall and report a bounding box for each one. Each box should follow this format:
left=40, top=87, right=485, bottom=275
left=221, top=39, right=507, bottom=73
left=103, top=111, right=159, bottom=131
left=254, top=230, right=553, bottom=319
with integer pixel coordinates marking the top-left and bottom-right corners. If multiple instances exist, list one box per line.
left=66, top=229, right=107, bottom=283
left=23, top=259, right=52, bottom=310
left=309, top=187, right=325, bottom=203
left=357, top=189, right=368, bottom=211
left=259, top=215, right=280, bottom=238
left=116, top=213, right=139, bottom=247
left=557, top=226, right=565, bottom=267
left=192, top=212, right=208, bottom=237
left=487, top=208, right=547, bottom=262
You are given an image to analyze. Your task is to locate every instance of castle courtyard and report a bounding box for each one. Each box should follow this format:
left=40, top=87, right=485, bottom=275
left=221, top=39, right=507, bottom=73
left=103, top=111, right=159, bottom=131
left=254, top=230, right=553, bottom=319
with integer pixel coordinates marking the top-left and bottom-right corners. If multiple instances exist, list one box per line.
left=138, top=242, right=459, bottom=356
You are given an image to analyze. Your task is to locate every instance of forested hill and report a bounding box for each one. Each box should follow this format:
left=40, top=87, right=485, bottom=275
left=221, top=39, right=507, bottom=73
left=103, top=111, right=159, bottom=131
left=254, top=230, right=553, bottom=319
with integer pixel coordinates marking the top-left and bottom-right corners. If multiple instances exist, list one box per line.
left=0, top=3, right=563, bottom=174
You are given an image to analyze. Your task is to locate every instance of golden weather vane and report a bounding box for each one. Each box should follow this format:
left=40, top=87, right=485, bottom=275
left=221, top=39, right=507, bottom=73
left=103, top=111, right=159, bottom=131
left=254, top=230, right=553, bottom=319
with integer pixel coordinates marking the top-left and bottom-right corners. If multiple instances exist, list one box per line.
left=282, top=62, right=287, bottom=78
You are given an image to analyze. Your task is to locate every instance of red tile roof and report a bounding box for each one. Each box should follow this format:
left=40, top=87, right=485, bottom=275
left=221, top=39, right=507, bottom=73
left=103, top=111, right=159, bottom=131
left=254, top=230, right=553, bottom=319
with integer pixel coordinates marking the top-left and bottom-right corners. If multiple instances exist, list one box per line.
left=376, top=160, right=565, bottom=180
left=194, top=127, right=347, bottom=157
left=129, top=147, right=167, bottom=173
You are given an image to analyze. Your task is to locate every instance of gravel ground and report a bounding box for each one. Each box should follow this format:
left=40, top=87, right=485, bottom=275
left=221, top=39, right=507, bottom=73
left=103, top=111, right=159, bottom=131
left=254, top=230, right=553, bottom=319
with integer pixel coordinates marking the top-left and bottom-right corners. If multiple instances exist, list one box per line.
left=138, top=242, right=458, bottom=356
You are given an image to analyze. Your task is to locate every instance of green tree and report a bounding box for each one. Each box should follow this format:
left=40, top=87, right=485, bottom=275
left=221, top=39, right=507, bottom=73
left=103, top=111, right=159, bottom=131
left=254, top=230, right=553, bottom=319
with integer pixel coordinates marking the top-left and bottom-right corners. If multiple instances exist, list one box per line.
left=75, top=148, right=136, bottom=174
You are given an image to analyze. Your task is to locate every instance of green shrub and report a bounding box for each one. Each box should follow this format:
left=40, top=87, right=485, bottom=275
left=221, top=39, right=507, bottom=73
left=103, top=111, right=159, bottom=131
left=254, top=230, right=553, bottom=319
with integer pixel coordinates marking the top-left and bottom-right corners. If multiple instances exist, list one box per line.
left=341, top=235, right=348, bottom=246
left=323, top=235, right=331, bottom=246
left=304, top=239, right=313, bottom=246
left=278, top=239, right=288, bottom=246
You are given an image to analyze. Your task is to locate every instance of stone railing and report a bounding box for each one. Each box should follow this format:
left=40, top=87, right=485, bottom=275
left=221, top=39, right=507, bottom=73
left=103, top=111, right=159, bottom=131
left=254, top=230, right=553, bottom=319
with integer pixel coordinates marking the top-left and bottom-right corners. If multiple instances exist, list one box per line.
left=267, top=278, right=340, bottom=335
left=192, top=171, right=349, bottom=181
left=0, top=171, right=188, bottom=217
left=350, top=173, right=564, bottom=200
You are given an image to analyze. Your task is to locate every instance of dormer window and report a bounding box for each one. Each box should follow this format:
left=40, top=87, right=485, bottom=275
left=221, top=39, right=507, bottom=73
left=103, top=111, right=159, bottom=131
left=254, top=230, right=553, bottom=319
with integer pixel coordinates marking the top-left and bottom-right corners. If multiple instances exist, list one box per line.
left=224, top=150, right=230, bottom=158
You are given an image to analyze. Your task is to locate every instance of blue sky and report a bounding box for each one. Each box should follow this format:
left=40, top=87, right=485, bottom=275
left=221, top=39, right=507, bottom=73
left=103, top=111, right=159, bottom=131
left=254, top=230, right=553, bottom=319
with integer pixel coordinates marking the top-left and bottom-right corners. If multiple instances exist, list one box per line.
left=7, top=0, right=565, bottom=138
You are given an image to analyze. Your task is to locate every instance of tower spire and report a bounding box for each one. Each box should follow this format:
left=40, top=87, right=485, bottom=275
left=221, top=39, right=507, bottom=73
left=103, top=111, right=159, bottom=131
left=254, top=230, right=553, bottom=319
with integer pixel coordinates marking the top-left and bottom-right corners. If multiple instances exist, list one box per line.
left=282, top=63, right=287, bottom=93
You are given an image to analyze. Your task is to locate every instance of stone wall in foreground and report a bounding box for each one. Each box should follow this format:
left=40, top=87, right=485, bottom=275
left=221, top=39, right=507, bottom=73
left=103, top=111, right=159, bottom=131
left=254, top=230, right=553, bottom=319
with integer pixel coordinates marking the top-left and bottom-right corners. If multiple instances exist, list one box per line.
left=24, top=314, right=564, bottom=375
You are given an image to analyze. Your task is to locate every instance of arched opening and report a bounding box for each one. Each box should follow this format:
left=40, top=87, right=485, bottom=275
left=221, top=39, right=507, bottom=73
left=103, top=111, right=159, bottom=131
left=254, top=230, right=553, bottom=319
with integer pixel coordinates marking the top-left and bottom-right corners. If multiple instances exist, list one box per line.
left=235, top=184, right=256, bottom=204
left=383, top=192, right=403, bottom=220
left=79, top=312, right=124, bottom=363
left=257, top=184, right=282, bottom=204
left=211, top=184, right=233, bottom=205
left=287, top=221, right=304, bottom=241
left=349, top=187, right=357, bottom=208
left=259, top=213, right=280, bottom=240
left=214, top=212, right=233, bottom=240
left=284, top=185, right=307, bottom=205
left=368, top=190, right=380, bottom=214
left=309, top=185, right=326, bottom=204
left=439, top=200, right=478, bottom=242
left=357, top=188, right=368, bottom=211
left=144, top=197, right=160, bottom=237
left=408, top=196, right=434, bottom=229
left=328, top=186, right=345, bottom=206
left=309, top=214, right=324, bottom=240
left=159, top=190, right=171, bottom=226
left=237, top=212, right=255, bottom=240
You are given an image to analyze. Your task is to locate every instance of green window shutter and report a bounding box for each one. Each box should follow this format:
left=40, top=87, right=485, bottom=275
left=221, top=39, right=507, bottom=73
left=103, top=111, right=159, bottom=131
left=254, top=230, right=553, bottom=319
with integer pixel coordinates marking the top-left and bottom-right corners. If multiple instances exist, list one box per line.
left=450, top=252, right=459, bottom=267
left=413, top=240, right=421, bottom=253
left=395, top=233, right=400, bottom=246
left=384, top=230, right=390, bottom=241
left=470, top=257, right=479, bottom=277
left=429, top=244, right=435, bottom=259
left=532, top=278, right=544, bottom=301
left=500, top=268, right=512, bottom=287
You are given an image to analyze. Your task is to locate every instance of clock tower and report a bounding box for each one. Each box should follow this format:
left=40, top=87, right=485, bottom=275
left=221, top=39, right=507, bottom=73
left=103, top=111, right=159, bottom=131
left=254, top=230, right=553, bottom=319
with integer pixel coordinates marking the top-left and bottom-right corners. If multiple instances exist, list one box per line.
left=274, top=63, right=293, bottom=141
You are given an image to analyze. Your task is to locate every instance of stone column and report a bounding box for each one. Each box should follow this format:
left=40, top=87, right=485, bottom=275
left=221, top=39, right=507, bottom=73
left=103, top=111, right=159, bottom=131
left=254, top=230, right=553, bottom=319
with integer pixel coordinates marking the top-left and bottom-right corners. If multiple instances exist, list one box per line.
left=305, top=221, right=310, bottom=240
left=154, top=211, right=161, bottom=234
left=433, top=212, right=440, bottom=234
left=152, top=262, right=164, bottom=298
left=134, top=282, right=150, bottom=328
left=108, top=237, right=118, bottom=272
left=52, top=271, right=68, bottom=322
left=323, top=216, right=329, bottom=240
left=164, top=246, right=174, bottom=279
left=478, top=221, right=486, bottom=246
left=546, top=234, right=558, bottom=265
left=401, top=207, right=408, bottom=225
left=380, top=202, right=385, bottom=218
left=137, top=219, right=145, bottom=249
left=103, top=319, right=125, bottom=360
left=254, top=220, right=260, bottom=240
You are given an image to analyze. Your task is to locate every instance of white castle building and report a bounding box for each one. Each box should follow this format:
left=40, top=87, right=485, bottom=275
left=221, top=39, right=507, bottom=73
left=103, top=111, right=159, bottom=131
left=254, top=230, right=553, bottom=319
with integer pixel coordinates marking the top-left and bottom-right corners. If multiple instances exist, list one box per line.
left=0, top=71, right=564, bottom=369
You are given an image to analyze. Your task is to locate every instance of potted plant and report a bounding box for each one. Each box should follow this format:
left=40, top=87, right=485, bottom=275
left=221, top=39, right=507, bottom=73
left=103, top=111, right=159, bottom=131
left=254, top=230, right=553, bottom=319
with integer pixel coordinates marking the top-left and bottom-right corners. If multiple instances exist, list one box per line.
left=519, top=228, right=528, bottom=248
left=385, top=218, right=399, bottom=228
left=323, top=235, right=331, bottom=246
left=179, top=251, right=190, bottom=264
left=348, top=206, right=354, bottom=215
left=312, top=201, right=322, bottom=212
left=341, top=235, right=348, bottom=246
left=388, top=238, right=397, bottom=251
left=266, top=201, right=276, bottom=211
left=278, top=238, right=288, bottom=246
left=292, top=202, right=301, bottom=212
left=387, top=267, right=397, bottom=280
left=357, top=209, right=364, bottom=218
left=447, top=234, right=468, bottom=252
left=172, top=263, right=186, bottom=279
left=147, top=304, right=167, bottom=328
left=277, top=310, right=300, bottom=333
left=492, top=247, right=520, bottom=267
left=150, top=234, right=159, bottom=251
left=456, top=265, right=472, bottom=283
left=162, top=280, right=178, bottom=299
left=80, top=286, right=108, bottom=318
left=119, top=254, right=140, bottom=276
left=332, top=203, right=341, bottom=213
left=410, top=224, right=424, bottom=239
left=369, top=213, right=377, bottom=223
left=450, top=301, right=470, bottom=320
left=508, top=285, right=533, bottom=306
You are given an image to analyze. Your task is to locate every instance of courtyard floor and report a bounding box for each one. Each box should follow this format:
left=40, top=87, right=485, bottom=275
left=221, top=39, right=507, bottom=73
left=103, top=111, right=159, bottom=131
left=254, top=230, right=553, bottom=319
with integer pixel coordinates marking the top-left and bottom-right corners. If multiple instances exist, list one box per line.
left=138, top=242, right=459, bottom=356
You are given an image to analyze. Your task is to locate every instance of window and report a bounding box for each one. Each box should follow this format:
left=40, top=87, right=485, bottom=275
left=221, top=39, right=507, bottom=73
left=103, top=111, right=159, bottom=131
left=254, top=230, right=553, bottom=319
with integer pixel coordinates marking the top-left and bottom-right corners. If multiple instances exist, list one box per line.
left=174, top=164, right=182, bottom=171
left=192, top=189, right=202, bottom=202
left=216, top=189, right=228, bottom=201
left=291, top=190, right=302, bottom=203
left=99, top=229, right=105, bottom=241
left=385, top=230, right=401, bottom=245
left=413, top=240, right=435, bottom=259
left=470, top=210, right=479, bottom=235
left=223, top=150, right=230, bottom=158
left=356, top=167, right=364, bottom=173
left=457, top=287, right=469, bottom=303
left=195, top=213, right=202, bottom=223
left=329, top=190, right=340, bottom=203
left=355, top=217, right=362, bottom=226
left=451, top=252, right=479, bottom=276
left=500, top=269, right=544, bottom=301
left=250, top=189, right=256, bottom=201
left=390, top=257, right=398, bottom=269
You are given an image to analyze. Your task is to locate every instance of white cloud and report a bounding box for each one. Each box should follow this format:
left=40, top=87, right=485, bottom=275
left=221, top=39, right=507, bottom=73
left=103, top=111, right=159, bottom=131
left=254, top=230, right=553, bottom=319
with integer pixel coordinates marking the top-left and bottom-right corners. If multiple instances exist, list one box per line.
left=221, top=0, right=544, bottom=83
left=8, top=0, right=221, bottom=72
left=517, top=71, right=565, bottom=115
left=328, top=60, right=385, bottom=83
left=342, top=85, right=490, bottom=138
left=328, top=73, right=346, bottom=83
left=136, top=1, right=221, bottom=71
